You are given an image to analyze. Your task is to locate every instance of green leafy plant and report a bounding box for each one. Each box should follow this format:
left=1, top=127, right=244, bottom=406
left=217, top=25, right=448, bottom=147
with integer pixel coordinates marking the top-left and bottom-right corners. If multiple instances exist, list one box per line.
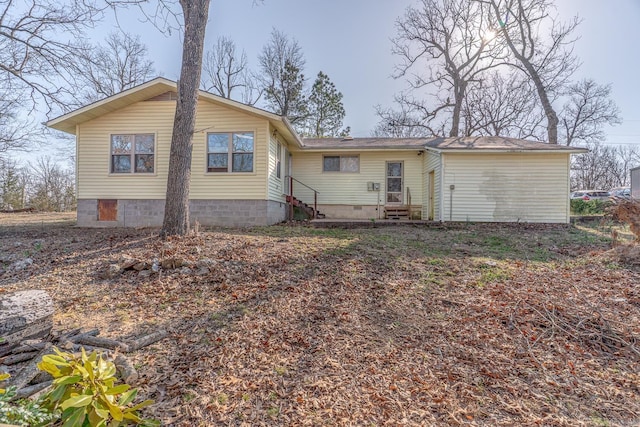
left=0, top=373, right=58, bottom=427
left=38, top=348, right=157, bottom=426
left=570, top=199, right=610, bottom=215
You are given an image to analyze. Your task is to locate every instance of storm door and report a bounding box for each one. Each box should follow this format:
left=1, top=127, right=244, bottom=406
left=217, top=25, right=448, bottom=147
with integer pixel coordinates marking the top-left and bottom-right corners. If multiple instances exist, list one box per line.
left=386, top=161, right=403, bottom=204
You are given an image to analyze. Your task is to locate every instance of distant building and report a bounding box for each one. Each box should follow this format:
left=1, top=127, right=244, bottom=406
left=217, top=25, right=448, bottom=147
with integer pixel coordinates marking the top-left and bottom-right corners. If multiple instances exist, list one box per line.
left=631, top=166, right=640, bottom=199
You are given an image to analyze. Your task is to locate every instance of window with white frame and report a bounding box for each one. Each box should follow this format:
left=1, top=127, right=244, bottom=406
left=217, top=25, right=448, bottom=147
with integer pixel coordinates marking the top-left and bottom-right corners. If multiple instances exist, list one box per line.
left=111, top=134, right=155, bottom=173
left=207, top=132, right=254, bottom=173
left=323, top=155, right=359, bottom=173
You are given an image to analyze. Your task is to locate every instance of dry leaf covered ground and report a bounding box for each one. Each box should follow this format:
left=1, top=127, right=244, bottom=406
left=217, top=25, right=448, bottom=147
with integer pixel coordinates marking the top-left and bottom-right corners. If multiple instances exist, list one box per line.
left=1, top=213, right=639, bottom=426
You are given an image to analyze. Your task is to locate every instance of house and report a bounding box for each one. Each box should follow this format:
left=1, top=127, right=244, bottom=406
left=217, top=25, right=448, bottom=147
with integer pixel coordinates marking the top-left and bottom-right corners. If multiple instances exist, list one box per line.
left=47, top=78, right=586, bottom=227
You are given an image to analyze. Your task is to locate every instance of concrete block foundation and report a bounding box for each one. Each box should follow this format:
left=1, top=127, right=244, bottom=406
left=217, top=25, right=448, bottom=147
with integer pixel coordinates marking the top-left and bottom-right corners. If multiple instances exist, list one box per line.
left=77, top=199, right=287, bottom=228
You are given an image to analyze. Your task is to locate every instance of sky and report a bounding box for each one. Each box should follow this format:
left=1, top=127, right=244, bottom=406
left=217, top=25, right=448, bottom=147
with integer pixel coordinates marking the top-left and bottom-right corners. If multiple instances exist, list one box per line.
left=90, top=0, right=640, bottom=143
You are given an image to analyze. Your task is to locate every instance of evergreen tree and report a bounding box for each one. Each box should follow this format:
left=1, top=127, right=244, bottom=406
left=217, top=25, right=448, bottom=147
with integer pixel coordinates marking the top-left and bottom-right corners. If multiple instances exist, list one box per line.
left=304, top=72, right=348, bottom=138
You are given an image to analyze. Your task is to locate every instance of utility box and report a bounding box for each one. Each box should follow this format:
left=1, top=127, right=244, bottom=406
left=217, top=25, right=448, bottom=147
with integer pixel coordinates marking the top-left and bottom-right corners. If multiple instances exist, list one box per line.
left=632, top=166, right=640, bottom=199
left=367, top=182, right=381, bottom=191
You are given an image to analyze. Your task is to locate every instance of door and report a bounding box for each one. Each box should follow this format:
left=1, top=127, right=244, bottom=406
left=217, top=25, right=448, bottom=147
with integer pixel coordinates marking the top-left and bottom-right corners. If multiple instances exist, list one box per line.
left=428, top=170, right=435, bottom=220
left=386, top=161, right=403, bottom=205
left=98, top=199, right=117, bottom=221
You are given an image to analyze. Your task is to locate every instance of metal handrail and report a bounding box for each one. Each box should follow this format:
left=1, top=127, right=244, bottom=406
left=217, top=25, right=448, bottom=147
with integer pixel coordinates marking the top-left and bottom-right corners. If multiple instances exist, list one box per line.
left=285, top=175, right=320, bottom=219
left=285, top=175, right=320, bottom=195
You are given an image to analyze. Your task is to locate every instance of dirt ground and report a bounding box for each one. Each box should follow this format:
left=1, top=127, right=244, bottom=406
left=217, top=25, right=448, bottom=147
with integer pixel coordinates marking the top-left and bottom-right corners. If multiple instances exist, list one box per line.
left=0, top=212, right=639, bottom=426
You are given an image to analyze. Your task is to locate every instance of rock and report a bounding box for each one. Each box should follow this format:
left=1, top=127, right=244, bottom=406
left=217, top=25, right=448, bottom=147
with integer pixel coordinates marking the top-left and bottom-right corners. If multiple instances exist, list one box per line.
left=139, top=270, right=154, bottom=278
left=194, top=267, right=210, bottom=276
left=161, top=258, right=184, bottom=270
left=98, top=264, right=121, bottom=279
left=120, top=258, right=138, bottom=270
left=11, top=258, right=33, bottom=271
left=179, top=267, right=193, bottom=275
left=196, top=258, right=216, bottom=269
left=133, top=262, right=149, bottom=271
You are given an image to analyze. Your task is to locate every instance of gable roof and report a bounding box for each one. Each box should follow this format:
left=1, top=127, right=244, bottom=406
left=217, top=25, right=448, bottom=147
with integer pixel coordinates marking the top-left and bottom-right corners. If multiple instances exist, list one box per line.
left=300, top=135, right=587, bottom=153
left=46, top=77, right=303, bottom=147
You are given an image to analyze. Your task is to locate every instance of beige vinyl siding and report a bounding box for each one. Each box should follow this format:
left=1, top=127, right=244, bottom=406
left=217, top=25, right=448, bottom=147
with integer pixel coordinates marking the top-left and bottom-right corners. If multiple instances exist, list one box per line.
left=191, top=101, right=268, bottom=199
left=424, top=151, right=441, bottom=220
left=77, top=99, right=269, bottom=200
left=267, top=127, right=285, bottom=202
left=441, top=153, right=571, bottom=223
left=291, top=151, right=423, bottom=207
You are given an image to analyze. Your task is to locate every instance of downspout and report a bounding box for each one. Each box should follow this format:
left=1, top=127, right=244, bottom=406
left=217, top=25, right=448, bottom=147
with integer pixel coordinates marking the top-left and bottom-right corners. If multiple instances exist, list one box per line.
left=75, top=124, right=80, bottom=202
left=439, top=154, right=445, bottom=222
left=566, top=154, right=571, bottom=224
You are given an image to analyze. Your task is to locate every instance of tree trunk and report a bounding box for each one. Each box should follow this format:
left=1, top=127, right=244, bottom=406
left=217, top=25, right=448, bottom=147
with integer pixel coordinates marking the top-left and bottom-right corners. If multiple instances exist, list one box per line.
left=449, top=80, right=466, bottom=137
left=161, top=0, right=211, bottom=237
left=489, top=0, right=559, bottom=144
left=0, top=290, right=53, bottom=357
left=521, top=60, right=559, bottom=144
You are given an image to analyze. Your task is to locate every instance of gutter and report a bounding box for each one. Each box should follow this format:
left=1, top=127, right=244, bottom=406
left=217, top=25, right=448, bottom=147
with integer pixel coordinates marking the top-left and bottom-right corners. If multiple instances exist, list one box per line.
left=426, top=148, right=588, bottom=154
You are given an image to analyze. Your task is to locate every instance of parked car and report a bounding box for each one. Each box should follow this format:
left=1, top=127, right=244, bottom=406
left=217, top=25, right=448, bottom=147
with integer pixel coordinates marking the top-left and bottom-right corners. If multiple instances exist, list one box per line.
left=570, top=190, right=611, bottom=201
left=609, top=187, right=631, bottom=200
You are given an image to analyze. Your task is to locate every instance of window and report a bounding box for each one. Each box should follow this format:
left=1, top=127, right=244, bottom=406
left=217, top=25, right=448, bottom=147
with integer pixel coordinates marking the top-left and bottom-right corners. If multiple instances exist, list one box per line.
left=111, top=134, right=155, bottom=173
left=207, top=132, right=254, bottom=173
left=276, top=141, right=282, bottom=178
left=323, top=155, right=359, bottom=173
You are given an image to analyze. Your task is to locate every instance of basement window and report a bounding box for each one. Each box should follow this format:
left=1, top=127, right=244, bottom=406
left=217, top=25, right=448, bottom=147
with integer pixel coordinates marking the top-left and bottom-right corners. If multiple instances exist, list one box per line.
left=323, top=155, right=359, bottom=173
left=207, top=132, right=254, bottom=173
left=111, top=134, right=155, bottom=173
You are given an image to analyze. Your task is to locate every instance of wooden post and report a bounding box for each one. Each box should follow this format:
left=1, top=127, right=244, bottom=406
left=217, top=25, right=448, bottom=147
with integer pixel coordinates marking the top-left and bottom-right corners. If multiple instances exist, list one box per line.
left=289, top=176, right=294, bottom=220
left=314, top=192, right=317, bottom=219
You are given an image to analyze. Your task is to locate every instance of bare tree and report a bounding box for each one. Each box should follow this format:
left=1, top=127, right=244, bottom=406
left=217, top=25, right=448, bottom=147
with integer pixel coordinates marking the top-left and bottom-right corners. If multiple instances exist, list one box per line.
left=77, top=32, right=155, bottom=104
left=258, top=29, right=308, bottom=125
left=461, top=71, right=545, bottom=139
left=0, top=158, right=28, bottom=210
left=0, top=0, right=99, bottom=113
left=26, top=157, right=75, bottom=212
left=0, top=90, right=43, bottom=156
left=571, top=143, right=639, bottom=190
left=392, top=0, right=504, bottom=137
left=481, top=0, right=580, bottom=144
left=0, top=0, right=99, bottom=158
left=560, top=79, right=621, bottom=146
left=373, top=104, right=435, bottom=137
left=202, top=36, right=261, bottom=105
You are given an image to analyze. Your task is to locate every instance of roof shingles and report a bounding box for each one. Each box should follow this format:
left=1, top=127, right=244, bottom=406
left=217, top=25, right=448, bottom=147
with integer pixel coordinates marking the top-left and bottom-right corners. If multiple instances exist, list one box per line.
left=301, top=136, right=586, bottom=152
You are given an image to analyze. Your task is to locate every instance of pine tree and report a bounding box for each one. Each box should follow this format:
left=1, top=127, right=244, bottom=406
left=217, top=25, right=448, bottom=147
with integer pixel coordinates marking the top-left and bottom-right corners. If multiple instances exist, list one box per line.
left=304, top=72, right=347, bottom=138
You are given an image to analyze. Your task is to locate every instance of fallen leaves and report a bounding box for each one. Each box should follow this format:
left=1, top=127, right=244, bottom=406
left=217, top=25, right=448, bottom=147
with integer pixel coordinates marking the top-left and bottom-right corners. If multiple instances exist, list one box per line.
left=0, top=217, right=639, bottom=425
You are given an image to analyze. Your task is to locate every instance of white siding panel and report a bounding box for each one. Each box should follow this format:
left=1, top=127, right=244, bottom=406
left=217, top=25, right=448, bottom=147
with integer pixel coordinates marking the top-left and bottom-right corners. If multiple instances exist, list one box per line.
left=291, top=151, right=423, bottom=207
left=441, top=153, right=571, bottom=223
left=267, top=126, right=285, bottom=202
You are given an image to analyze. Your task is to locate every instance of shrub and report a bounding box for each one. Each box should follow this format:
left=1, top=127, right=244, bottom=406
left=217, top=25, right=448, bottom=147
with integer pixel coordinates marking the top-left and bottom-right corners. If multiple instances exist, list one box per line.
left=38, top=348, right=157, bottom=426
left=571, top=199, right=610, bottom=215
left=0, top=373, right=58, bottom=427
